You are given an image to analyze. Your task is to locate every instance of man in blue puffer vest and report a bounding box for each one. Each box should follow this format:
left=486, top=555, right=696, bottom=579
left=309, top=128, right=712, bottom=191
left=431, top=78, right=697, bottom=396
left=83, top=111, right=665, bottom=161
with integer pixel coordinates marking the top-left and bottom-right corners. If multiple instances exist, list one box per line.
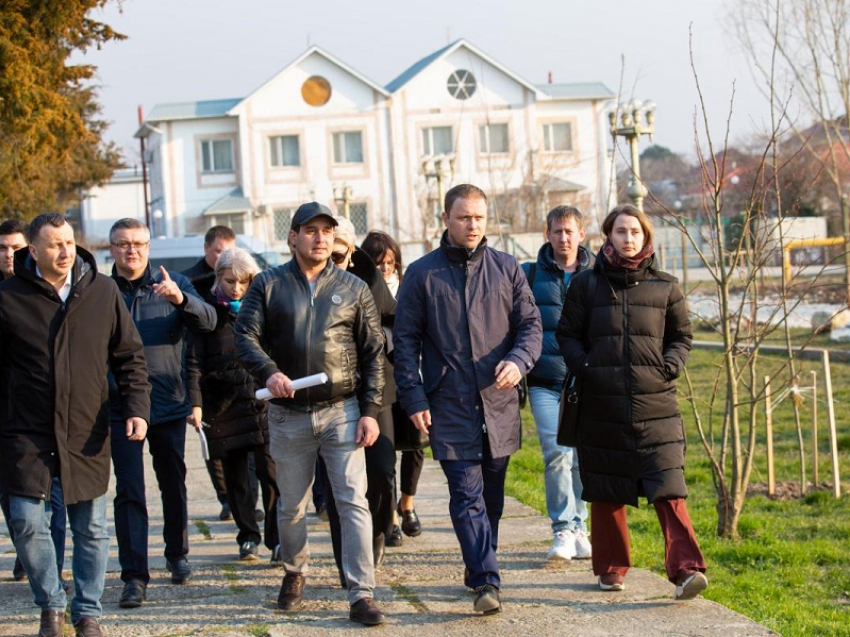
left=522, top=206, right=594, bottom=562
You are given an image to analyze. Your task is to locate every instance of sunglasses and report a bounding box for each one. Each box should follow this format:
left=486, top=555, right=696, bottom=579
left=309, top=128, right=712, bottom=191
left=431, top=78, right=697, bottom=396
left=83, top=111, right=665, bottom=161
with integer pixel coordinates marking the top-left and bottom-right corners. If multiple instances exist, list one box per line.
left=330, top=251, right=348, bottom=264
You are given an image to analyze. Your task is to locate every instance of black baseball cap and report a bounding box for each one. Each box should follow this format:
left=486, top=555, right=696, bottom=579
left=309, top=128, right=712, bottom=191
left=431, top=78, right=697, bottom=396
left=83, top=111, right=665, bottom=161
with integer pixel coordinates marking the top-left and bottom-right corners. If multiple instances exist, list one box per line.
left=291, top=202, right=338, bottom=231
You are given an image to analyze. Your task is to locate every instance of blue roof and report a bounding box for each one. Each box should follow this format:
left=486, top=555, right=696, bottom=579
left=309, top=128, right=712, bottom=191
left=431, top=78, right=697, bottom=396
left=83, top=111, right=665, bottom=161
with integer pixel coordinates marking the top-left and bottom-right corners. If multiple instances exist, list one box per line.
left=385, top=40, right=460, bottom=93
left=146, top=98, right=242, bottom=122
left=536, top=82, right=615, bottom=100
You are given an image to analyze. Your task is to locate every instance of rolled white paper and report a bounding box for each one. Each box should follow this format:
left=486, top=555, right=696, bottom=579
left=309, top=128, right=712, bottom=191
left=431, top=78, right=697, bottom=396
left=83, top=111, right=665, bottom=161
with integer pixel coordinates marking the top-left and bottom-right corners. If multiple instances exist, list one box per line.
left=255, top=372, right=330, bottom=401
left=197, top=427, right=210, bottom=461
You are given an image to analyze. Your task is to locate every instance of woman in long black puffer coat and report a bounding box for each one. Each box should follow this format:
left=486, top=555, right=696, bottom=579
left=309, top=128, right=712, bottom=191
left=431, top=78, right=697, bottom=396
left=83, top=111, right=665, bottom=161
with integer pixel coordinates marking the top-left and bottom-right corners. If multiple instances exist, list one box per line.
left=186, top=247, right=279, bottom=561
left=555, top=203, right=708, bottom=600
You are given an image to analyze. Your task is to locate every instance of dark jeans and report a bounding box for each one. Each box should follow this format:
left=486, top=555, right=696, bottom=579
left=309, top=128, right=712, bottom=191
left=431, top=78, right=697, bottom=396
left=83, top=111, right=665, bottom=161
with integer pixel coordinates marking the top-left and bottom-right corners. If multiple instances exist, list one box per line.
left=323, top=407, right=396, bottom=574
left=220, top=444, right=279, bottom=550
left=440, top=437, right=510, bottom=590
left=205, top=458, right=229, bottom=506
left=111, top=417, right=189, bottom=583
left=2, top=476, right=66, bottom=575
left=399, top=448, right=424, bottom=497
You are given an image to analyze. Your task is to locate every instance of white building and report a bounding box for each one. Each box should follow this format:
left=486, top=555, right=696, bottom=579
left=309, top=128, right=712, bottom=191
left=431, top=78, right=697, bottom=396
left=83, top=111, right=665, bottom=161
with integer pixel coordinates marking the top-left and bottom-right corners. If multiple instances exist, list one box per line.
left=79, top=167, right=147, bottom=245
left=135, top=39, right=615, bottom=259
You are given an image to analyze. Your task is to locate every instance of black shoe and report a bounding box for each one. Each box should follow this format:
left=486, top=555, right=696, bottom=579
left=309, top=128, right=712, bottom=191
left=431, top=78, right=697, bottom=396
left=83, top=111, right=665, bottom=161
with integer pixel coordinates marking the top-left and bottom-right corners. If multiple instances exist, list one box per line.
left=73, top=617, right=103, bottom=637
left=165, top=556, right=191, bottom=584
left=398, top=506, right=422, bottom=537
left=269, top=544, right=282, bottom=565
left=12, top=556, right=25, bottom=581
left=38, top=609, right=64, bottom=637
left=219, top=503, right=232, bottom=521
left=118, top=580, right=147, bottom=608
left=373, top=533, right=385, bottom=567
left=473, top=583, right=501, bottom=615
left=239, top=541, right=259, bottom=561
left=385, top=524, right=403, bottom=547
left=254, top=508, right=265, bottom=522
left=349, top=597, right=386, bottom=625
left=277, top=572, right=305, bottom=611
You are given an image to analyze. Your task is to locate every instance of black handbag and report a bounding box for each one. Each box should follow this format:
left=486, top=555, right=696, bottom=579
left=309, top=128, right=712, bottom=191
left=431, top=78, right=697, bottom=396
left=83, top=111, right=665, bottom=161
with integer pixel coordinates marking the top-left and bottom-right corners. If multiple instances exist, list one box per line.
left=556, top=372, right=580, bottom=447
left=392, top=401, right=430, bottom=451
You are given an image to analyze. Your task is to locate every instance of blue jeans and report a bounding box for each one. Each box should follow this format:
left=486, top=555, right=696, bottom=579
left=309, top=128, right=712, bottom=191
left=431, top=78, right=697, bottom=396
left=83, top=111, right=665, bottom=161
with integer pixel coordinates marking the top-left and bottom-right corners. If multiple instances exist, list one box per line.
left=9, top=493, right=108, bottom=623
left=528, top=386, right=588, bottom=534
left=440, top=439, right=510, bottom=590
left=267, top=397, right=374, bottom=605
left=2, top=476, right=66, bottom=574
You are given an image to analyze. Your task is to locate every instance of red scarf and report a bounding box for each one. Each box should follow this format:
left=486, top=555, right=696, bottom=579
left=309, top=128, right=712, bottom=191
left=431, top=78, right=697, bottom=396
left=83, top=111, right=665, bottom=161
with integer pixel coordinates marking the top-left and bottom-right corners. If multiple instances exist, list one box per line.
left=601, top=238, right=654, bottom=270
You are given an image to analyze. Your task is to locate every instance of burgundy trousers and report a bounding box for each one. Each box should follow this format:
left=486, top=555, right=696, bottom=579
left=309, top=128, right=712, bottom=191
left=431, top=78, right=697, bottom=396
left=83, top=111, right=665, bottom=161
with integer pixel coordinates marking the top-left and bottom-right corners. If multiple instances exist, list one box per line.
left=590, top=498, right=706, bottom=582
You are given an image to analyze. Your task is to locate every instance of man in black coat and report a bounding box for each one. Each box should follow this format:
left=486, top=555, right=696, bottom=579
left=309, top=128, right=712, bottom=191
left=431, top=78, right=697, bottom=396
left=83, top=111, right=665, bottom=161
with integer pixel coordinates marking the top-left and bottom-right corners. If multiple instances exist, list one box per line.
left=108, top=218, right=216, bottom=608
left=182, top=225, right=237, bottom=522
left=0, top=213, right=151, bottom=637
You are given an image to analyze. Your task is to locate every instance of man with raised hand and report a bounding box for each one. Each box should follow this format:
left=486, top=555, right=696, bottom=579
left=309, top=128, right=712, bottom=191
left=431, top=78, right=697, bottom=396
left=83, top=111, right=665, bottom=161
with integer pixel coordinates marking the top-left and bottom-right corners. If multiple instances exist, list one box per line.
left=0, top=213, right=150, bottom=637
left=235, top=202, right=387, bottom=626
left=393, top=184, right=542, bottom=615
left=522, top=206, right=594, bottom=562
left=108, top=218, right=216, bottom=609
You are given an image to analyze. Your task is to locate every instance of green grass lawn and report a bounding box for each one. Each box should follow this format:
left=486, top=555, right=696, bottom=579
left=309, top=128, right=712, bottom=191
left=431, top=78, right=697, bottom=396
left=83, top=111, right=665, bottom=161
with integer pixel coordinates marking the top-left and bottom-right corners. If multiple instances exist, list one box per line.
left=506, top=346, right=850, bottom=637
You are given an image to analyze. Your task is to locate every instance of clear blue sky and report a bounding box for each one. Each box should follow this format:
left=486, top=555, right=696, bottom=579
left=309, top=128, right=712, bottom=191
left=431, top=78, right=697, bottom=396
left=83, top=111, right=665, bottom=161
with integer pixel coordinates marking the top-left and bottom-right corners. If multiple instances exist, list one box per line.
left=80, top=0, right=775, bottom=164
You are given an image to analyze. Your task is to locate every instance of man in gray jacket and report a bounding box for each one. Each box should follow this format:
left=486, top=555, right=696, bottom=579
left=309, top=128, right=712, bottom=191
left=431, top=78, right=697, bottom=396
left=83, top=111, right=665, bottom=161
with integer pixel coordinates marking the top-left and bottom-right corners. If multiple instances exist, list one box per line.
left=393, top=184, right=542, bottom=615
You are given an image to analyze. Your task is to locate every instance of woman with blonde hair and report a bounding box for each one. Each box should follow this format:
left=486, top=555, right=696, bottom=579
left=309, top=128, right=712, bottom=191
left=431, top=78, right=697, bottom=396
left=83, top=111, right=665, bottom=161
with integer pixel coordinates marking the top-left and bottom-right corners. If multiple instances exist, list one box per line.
left=186, top=247, right=279, bottom=562
left=556, top=203, right=707, bottom=600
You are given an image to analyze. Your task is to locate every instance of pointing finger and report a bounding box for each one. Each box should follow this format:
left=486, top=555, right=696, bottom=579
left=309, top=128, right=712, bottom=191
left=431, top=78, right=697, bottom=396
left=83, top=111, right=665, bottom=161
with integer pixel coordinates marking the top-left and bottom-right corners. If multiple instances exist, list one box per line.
left=159, top=265, right=171, bottom=281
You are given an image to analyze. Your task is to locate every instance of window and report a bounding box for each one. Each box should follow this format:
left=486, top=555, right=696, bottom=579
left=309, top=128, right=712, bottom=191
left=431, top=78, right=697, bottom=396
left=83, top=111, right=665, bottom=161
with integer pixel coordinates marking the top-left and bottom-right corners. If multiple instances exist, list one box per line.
left=446, top=70, right=477, bottom=100
left=422, top=126, right=453, bottom=155
left=332, top=131, right=363, bottom=164
left=543, top=122, right=573, bottom=152
left=348, top=203, right=369, bottom=235
left=269, top=135, right=300, bottom=167
left=273, top=207, right=294, bottom=241
left=200, top=139, right=234, bottom=173
left=479, top=123, right=509, bottom=154
left=208, top=214, right=245, bottom=234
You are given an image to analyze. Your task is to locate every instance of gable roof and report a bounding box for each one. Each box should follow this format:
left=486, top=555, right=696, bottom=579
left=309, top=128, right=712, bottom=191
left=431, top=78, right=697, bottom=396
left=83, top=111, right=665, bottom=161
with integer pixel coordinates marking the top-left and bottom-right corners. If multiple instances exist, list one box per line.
left=385, top=38, right=539, bottom=95
left=537, top=82, right=615, bottom=101
left=202, top=188, right=252, bottom=216
left=230, top=45, right=389, bottom=112
left=145, top=98, right=242, bottom=123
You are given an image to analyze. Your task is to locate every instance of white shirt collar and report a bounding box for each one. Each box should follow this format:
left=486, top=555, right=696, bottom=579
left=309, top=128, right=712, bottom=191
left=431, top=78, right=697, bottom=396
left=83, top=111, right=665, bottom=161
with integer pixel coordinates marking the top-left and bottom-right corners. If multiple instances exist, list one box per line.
left=36, top=266, right=74, bottom=302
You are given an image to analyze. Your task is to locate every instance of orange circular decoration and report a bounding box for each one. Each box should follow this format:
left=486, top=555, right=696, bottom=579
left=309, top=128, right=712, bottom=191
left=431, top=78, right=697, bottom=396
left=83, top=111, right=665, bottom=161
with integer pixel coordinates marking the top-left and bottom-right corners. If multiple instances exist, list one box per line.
left=301, top=76, right=332, bottom=106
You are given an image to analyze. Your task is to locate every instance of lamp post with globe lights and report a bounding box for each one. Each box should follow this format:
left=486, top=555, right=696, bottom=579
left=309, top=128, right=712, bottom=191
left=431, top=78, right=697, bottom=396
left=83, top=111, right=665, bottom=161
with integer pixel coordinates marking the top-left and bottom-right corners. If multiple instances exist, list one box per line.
left=608, top=101, right=655, bottom=212
left=422, top=154, right=454, bottom=242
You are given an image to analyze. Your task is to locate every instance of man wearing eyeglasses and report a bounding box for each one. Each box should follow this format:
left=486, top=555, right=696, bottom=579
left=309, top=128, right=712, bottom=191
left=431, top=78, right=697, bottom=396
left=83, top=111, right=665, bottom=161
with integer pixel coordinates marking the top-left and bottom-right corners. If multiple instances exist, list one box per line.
left=234, top=202, right=387, bottom=626
left=107, top=218, right=216, bottom=609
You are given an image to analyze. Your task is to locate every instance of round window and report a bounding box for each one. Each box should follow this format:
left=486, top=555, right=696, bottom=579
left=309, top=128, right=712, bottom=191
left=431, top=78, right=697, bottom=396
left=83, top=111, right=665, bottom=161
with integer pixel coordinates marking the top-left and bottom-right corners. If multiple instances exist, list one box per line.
left=447, top=70, right=477, bottom=100
left=301, top=76, right=332, bottom=106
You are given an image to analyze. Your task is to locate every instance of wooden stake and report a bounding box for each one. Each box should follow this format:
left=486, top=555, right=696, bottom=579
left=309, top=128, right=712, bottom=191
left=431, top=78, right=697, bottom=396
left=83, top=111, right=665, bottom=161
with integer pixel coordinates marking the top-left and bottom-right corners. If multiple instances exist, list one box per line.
left=765, top=375, right=775, bottom=496
left=811, top=370, right=819, bottom=486
left=821, top=350, right=841, bottom=498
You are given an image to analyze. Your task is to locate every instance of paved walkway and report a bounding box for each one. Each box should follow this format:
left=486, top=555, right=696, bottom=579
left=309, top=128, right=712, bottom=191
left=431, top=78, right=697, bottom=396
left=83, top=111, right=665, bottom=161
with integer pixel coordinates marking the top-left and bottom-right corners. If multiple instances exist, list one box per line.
left=1, top=430, right=774, bottom=636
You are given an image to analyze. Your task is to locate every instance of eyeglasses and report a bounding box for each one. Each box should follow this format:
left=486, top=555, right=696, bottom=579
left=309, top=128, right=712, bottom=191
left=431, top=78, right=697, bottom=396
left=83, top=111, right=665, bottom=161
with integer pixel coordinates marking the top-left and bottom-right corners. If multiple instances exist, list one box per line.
left=111, top=241, right=149, bottom=252
left=330, top=251, right=348, bottom=265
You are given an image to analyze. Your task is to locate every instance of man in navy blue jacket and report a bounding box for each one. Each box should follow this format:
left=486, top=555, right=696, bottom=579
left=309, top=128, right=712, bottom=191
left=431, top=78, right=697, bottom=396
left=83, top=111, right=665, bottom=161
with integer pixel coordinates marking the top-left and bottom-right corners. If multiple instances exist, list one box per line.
left=522, top=206, right=594, bottom=563
left=393, top=184, right=542, bottom=615
left=108, top=218, right=216, bottom=608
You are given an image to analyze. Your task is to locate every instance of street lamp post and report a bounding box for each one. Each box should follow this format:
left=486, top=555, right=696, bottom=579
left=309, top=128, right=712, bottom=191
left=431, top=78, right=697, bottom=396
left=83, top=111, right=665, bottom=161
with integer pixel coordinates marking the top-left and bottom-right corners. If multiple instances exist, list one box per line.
left=608, top=101, right=655, bottom=212
left=674, top=199, right=688, bottom=291
left=422, top=154, right=454, bottom=246
left=333, top=185, right=353, bottom=219
left=152, top=208, right=164, bottom=239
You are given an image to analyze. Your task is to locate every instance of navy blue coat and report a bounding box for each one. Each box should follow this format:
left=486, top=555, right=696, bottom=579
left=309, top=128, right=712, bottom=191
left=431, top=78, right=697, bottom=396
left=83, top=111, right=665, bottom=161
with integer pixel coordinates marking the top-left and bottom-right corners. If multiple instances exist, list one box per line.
left=110, top=264, right=217, bottom=426
left=393, top=233, right=542, bottom=461
left=522, top=244, right=592, bottom=390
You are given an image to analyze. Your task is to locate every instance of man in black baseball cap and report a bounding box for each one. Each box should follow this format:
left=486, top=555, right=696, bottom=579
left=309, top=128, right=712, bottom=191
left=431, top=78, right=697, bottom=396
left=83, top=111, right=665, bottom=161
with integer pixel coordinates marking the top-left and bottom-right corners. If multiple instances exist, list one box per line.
left=290, top=202, right=339, bottom=231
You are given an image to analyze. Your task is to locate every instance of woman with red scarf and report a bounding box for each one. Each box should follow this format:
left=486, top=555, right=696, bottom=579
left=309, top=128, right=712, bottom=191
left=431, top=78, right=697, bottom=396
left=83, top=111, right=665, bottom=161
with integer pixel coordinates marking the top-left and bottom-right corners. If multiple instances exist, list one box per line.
left=555, top=204, right=707, bottom=600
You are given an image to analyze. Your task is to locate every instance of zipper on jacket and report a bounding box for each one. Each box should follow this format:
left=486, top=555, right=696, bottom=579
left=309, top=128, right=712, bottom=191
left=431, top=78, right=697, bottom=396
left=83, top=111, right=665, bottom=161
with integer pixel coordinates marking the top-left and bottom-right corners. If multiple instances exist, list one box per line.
left=622, top=287, right=633, bottom=425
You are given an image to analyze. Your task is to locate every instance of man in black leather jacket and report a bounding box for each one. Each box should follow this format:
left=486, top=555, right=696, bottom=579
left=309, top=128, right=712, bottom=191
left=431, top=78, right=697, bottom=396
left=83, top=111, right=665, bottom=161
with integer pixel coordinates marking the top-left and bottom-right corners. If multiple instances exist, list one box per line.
left=234, top=202, right=387, bottom=626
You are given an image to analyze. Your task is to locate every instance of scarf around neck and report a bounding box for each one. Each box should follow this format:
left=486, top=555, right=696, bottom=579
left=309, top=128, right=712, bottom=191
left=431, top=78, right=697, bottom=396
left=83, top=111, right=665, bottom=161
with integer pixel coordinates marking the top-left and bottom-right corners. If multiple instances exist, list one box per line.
left=601, top=238, right=654, bottom=270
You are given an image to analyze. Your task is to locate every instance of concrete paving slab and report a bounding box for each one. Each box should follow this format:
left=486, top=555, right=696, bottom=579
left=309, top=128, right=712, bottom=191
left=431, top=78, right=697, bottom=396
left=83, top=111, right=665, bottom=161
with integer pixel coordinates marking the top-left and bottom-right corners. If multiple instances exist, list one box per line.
left=0, top=428, right=775, bottom=636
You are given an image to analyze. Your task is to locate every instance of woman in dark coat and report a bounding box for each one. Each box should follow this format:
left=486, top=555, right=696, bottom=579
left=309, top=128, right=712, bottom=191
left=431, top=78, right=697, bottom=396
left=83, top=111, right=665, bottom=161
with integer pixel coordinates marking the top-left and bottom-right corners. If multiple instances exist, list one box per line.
left=555, top=203, right=707, bottom=600
left=186, top=247, right=278, bottom=561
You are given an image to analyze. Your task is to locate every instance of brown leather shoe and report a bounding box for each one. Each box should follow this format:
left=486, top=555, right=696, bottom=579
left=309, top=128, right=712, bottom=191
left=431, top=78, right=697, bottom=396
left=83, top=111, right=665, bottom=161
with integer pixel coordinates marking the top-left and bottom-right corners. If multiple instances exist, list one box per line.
left=349, top=597, right=386, bottom=625
left=38, top=609, right=64, bottom=637
left=277, top=572, right=305, bottom=611
left=73, top=616, right=104, bottom=637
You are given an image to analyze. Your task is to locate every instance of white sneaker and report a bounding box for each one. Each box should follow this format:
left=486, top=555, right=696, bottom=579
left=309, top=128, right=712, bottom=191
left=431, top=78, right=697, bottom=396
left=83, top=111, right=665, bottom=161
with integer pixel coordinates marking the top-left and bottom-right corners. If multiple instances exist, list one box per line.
left=574, top=529, right=592, bottom=559
left=546, top=530, right=577, bottom=561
